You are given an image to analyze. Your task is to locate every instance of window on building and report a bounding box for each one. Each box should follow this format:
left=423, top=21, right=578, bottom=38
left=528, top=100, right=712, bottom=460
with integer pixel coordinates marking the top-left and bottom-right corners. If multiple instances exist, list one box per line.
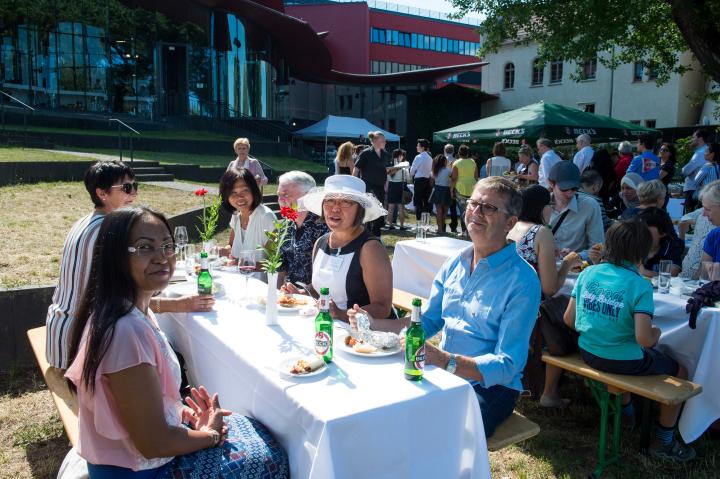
left=531, top=59, right=544, bottom=86
left=459, top=40, right=465, bottom=55
left=391, top=30, right=398, bottom=45
left=424, top=35, right=430, bottom=49
left=378, top=29, right=385, bottom=44
left=633, top=62, right=643, bottom=82
left=645, top=119, right=656, bottom=128
left=647, top=65, right=658, bottom=81
left=388, top=118, right=396, bottom=132
left=630, top=120, right=641, bottom=125
left=371, top=28, right=379, bottom=43
left=550, top=60, right=563, bottom=83
left=580, top=103, right=595, bottom=113
left=411, top=33, right=417, bottom=48
left=436, top=36, right=442, bottom=52
left=441, top=37, right=447, bottom=52
left=429, top=36, right=436, bottom=51
left=504, top=62, right=515, bottom=89
left=339, top=96, right=344, bottom=110
left=581, top=58, right=597, bottom=80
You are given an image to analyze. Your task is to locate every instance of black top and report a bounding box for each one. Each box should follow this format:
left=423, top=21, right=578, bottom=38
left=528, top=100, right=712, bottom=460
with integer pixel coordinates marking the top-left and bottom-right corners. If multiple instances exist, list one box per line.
left=644, top=236, right=684, bottom=272
left=660, top=161, right=676, bottom=186
left=355, top=147, right=391, bottom=191
left=338, top=166, right=352, bottom=175
left=279, top=213, right=329, bottom=284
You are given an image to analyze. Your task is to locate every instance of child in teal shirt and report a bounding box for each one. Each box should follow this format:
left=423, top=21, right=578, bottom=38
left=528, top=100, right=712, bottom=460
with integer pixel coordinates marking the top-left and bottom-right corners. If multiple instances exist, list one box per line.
left=564, top=218, right=695, bottom=463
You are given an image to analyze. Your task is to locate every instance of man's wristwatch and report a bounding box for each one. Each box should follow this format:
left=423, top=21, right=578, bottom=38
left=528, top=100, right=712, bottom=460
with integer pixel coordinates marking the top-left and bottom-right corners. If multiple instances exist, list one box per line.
left=445, top=353, right=457, bottom=374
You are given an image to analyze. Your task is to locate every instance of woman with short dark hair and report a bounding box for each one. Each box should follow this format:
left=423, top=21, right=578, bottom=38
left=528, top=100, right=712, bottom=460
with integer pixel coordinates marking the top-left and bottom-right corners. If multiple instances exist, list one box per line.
left=218, top=168, right=276, bottom=259
left=66, top=206, right=288, bottom=478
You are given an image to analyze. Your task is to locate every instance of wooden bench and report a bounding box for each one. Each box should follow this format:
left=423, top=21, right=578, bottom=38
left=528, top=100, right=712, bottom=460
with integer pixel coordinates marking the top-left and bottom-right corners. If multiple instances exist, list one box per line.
left=487, top=411, right=540, bottom=451
left=543, top=352, right=702, bottom=477
left=392, top=288, right=427, bottom=313
left=27, top=326, right=79, bottom=447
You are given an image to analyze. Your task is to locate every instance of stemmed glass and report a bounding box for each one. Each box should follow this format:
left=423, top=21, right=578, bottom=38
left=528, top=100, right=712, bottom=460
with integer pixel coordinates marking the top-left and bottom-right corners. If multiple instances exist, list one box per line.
left=174, top=226, right=189, bottom=262
left=237, top=250, right=257, bottom=302
left=421, top=212, right=432, bottom=236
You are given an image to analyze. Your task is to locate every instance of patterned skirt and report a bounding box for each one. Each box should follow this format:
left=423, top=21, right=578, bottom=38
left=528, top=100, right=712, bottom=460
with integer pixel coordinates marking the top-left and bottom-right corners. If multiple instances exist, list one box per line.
left=161, top=414, right=289, bottom=479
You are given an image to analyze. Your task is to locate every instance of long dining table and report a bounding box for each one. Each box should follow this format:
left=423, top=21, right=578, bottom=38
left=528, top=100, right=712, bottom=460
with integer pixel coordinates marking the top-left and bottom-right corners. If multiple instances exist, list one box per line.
left=158, top=271, right=491, bottom=479
left=392, top=236, right=720, bottom=444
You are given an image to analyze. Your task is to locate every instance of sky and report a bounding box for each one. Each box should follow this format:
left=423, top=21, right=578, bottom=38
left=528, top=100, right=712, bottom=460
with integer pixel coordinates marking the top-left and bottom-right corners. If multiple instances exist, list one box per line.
left=386, top=0, right=484, bottom=20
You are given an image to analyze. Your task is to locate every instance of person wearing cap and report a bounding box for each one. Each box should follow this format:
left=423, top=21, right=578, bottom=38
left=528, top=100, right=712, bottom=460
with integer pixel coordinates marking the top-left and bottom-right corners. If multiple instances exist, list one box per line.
left=286, top=175, right=394, bottom=321
left=572, top=134, right=594, bottom=174
left=617, top=172, right=645, bottom=219
left=548, top=161, right=604, bottom=256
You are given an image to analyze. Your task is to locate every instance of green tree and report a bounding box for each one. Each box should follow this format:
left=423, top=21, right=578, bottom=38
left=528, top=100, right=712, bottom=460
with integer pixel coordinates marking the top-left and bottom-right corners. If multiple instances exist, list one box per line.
left=451, top=0, right=720, bottom=88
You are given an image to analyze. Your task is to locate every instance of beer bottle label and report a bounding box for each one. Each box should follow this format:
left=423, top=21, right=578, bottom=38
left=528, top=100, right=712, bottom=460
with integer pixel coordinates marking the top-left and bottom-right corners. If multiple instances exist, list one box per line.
left=314, top=331, right=331, bottom=355
left=414, top=344, right=426, bottom=370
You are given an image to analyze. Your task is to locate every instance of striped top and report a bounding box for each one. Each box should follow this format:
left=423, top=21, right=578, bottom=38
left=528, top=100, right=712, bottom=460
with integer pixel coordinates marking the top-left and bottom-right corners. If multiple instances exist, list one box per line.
left=694, top=162, right=720, bottom=193
left=45, top=212, right=105, bottom=369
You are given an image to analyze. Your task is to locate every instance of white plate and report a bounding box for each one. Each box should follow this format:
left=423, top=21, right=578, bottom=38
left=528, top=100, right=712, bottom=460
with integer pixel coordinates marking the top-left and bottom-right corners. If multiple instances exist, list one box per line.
left=278, top=358, right=328, bottom=378
left=164, top=281, right=224, bottom=298
left=337, top=332, right=403, bottom=357
left=258, top=294, right=315, bottom=313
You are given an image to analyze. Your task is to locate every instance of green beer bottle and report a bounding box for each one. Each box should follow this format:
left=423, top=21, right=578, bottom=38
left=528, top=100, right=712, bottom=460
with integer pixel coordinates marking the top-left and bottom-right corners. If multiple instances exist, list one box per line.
left=404, top=298, right=425, bottom=381
left=197, top=251, right=213, bottom=295
left=314, top=287, right=333, bottom=363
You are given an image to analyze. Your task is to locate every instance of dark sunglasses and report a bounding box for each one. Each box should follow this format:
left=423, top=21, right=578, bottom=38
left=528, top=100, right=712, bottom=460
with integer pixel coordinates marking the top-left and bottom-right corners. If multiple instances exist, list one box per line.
left=111, top=182, right=139, bottom=194
left=560, top=187, right=579, bottom=193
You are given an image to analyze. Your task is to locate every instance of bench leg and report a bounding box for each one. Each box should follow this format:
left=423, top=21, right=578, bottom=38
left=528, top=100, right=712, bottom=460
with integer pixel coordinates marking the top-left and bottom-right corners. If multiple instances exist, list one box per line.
left=585, top=379, right=622, bottom=478
left=639, top=397, right=652, bottom=452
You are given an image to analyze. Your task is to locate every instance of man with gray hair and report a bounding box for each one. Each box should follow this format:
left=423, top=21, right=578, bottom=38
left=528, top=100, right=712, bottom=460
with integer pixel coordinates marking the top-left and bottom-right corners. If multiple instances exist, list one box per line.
left=277, top=171, right=329, bottom=286
left=536, top=138, right=562, bottom=188
left=573, top=134, right=594, bottom=173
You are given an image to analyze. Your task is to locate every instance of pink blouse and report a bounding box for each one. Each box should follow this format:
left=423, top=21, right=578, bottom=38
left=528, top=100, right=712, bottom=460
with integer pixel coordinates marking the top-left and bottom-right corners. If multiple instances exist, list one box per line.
left=65, top=307, right=183, bottom=471
left=227, top=157, right=269, bottom=186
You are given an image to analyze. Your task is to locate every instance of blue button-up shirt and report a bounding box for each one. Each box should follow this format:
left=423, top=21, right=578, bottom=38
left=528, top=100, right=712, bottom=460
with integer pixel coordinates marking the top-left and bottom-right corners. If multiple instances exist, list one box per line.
left=421, top=243, right=541, bottom=391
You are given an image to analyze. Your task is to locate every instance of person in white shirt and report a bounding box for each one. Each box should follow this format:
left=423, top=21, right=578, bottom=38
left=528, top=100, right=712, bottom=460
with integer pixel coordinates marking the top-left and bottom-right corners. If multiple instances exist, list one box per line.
left=227, top=137, right=268, bottom=188
left=537, top=137, right=562, bottom=189
left=410, top=138, right=433, bottom=220
left=682, top=129, right=710, bottom=212
left=485, top=142, right=512, bottom=177
left=219, top=167, right=276, bottom=262
left=573, top=134, right=594, bottom=173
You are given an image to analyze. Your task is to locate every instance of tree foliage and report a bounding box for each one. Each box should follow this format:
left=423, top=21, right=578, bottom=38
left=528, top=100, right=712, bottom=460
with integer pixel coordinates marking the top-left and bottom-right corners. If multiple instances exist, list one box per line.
left=451, top=0, right=720, bottom=87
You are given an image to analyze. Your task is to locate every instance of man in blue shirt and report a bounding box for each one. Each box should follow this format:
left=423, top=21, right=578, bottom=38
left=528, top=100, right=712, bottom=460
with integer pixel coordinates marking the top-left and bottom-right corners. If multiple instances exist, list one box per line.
left=682, top=129, right=710, bottom=211
left=627, top=135, right=660, bottom=181
left=351, top=177, right=542, bottom=437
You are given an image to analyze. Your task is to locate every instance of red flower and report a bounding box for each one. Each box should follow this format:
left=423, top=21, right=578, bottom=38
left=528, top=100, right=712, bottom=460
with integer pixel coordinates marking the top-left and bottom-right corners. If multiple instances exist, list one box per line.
left=194, top=188, right=209, bottom=197
left=280, top=206, right=299, bottom=221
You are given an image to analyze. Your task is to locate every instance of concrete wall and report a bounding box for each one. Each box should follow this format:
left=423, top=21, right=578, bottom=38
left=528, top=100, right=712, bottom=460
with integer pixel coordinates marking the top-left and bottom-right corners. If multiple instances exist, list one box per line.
left=0, top=161, right=95, bottom=186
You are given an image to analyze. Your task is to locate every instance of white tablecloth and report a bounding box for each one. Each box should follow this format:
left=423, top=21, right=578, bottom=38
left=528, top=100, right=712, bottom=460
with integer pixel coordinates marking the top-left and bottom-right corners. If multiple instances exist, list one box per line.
left=560, top=278, right=720, bottom=443
left=158, top=273, right=490, bottom=479
left=392, top=237, right=471, bottom=297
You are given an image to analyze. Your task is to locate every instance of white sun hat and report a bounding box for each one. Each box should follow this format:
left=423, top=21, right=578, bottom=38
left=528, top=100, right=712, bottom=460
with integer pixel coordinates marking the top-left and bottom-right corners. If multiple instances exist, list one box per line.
left=297, top=174, right=387, bottom=223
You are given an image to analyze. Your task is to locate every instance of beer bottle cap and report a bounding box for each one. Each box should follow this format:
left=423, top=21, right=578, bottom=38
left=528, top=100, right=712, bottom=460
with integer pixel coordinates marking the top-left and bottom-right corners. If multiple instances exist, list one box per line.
left=320, top=287, right=329, bottom=295
left=200, top=251, right=208, bottom=258
left=412, top=298, right=422, bottom=307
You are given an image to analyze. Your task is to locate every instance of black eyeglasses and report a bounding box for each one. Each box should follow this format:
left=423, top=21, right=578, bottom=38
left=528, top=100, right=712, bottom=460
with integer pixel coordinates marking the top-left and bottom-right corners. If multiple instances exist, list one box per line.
left=111, top=182, right=139, bottom=194
left=466, top=199, right=505, bottom=216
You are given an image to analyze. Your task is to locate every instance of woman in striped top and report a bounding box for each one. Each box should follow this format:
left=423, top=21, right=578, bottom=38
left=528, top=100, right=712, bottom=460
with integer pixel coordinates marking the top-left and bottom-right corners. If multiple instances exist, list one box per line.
left=693, top=143, right=720, bottom=199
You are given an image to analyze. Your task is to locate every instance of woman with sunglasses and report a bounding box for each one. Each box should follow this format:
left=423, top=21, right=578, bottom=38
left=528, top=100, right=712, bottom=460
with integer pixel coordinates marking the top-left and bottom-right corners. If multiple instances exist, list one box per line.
left=657, top=143, right=677, bottom=187
left=66, top=206, right=288, bottom=478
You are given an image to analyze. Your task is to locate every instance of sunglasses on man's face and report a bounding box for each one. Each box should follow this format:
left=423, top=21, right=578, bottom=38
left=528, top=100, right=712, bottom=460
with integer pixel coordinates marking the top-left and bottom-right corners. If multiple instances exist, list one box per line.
left=560, top=187, right=579, bottom=193
left=111, top=182, right=139, bottom=194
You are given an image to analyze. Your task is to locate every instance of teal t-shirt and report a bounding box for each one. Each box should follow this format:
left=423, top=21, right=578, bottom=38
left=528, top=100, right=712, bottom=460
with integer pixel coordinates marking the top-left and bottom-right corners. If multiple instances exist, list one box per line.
left=572, top=262, right=654, bottom=360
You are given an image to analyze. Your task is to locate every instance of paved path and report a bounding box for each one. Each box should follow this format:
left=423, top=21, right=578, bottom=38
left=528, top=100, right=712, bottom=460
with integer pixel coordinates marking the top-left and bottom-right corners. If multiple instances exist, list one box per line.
left=44, top=149, right=156, bottom=164
left=144, top=181, right=219, bottom=195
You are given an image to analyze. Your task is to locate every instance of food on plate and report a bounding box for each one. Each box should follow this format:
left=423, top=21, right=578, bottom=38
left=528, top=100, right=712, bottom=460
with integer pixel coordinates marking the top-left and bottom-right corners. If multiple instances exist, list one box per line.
left=344, top=335, right=358, bottom=347
left=353, top=342, right=378, bottom=354
left=289, top=356, right=325, bottom=374
left=278, top=294, right=309, bottom=307
left=572, top=260, right=590, bottom=273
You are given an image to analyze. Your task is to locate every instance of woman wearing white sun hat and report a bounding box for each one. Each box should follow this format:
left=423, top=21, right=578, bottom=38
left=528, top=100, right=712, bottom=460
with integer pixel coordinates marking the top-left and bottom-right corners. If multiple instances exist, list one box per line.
left=284, top=175, right=395, bottom=322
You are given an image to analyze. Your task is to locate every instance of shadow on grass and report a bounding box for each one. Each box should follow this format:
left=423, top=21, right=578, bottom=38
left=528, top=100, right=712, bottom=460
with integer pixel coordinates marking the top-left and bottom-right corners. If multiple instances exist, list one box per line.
left=0, top=365, right=46, bottom=397
left=505, top=376, right=720, bottom=478
left=24, top=433, right=70, bottom=479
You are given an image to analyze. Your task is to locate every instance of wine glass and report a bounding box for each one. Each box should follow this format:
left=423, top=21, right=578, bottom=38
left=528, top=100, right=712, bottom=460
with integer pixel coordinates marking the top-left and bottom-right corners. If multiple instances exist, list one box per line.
left=420, top=212, right=432, bottom=235
left=184, top=244, right=196, bottom=277
left=237, top=250, right=257, bottom=302
left=174, top=226, right=189, bottom=262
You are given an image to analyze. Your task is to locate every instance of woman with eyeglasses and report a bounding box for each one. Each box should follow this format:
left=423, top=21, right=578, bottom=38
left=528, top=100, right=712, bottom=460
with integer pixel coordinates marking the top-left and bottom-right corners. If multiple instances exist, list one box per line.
left=283, top=175, right=394, bottom=322
left=65, top=206, right=288, bottom=478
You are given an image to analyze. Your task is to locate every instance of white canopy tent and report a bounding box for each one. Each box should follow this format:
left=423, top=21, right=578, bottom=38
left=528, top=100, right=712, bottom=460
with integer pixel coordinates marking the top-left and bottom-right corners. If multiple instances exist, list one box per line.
left=293, top=115, right=400, bottom=165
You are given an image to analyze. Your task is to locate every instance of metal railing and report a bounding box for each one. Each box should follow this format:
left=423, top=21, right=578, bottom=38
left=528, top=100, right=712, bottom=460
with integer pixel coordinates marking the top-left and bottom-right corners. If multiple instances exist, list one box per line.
left=0, top=90, right=36, bottom=147
left=109, top=118, right=141, bottom=165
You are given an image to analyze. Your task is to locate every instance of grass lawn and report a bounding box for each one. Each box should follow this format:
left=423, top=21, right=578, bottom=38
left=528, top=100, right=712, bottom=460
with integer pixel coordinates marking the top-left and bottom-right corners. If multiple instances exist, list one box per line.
left=0, top=181, right=213, bottom=289
left=0, top=146, right=104, bottom=163
left=63, top=146, right=329, bottom=173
